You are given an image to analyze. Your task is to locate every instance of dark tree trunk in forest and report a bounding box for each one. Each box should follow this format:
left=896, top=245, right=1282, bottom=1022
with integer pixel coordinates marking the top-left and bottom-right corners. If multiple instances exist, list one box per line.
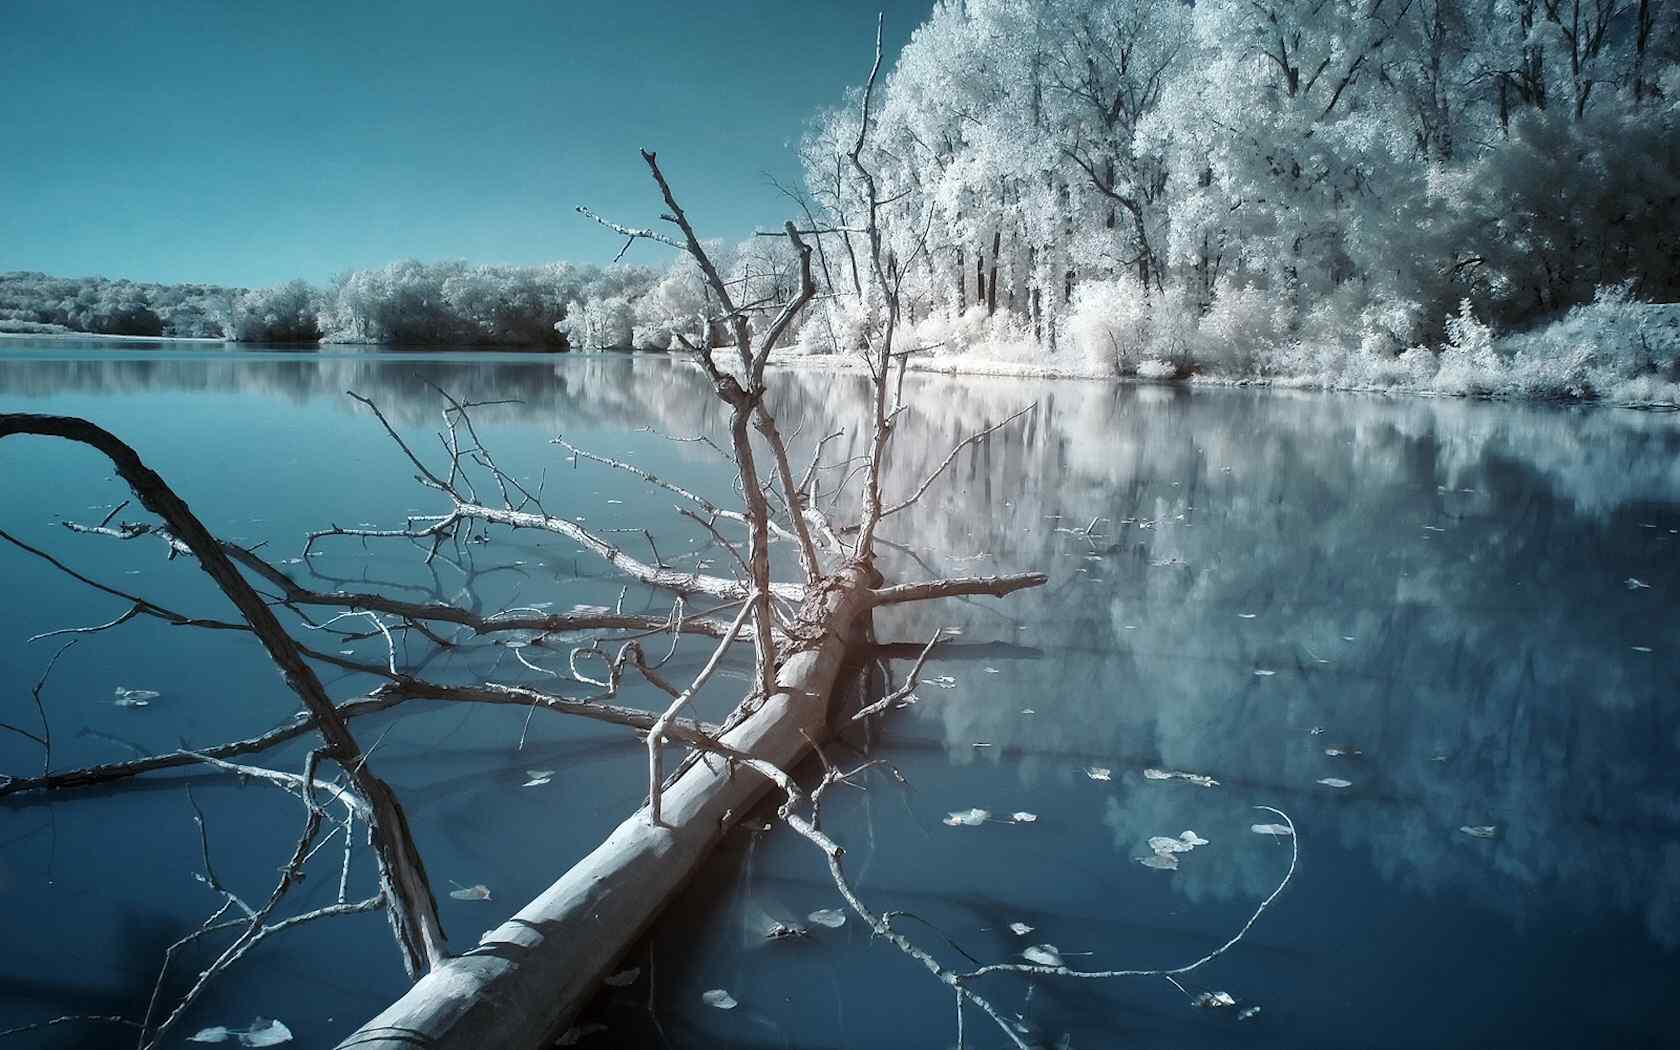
left=987, top=230, right=1001, bottom=315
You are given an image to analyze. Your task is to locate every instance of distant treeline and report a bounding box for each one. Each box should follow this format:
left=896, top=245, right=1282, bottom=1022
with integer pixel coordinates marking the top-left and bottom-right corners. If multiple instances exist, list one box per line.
left=0, top=261, right=677, bottom=348
left=1, top=272, right=241, bottom=338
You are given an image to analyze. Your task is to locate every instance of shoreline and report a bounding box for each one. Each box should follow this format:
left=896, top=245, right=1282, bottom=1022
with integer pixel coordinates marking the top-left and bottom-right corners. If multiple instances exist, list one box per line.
left=0, top=330, right=227, bottom=343
left=767, top=351, right=1680, bottom=411
left=4, top=332, right=1673, bottom=411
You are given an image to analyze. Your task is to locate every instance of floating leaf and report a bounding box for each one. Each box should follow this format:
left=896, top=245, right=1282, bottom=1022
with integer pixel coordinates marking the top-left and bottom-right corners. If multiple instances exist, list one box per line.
left=522, top=770, right=555, bottom=787
left=1253, top=669, right=1276, bottom=677
left=113, top=687, right=158, bottom=707
left=604, top=967, right=640, bottom=987
left=1626, top=577, right=1652, bottom=590
left=1143, top=768, right=1220, bottom=788
left=1179, top=830, right=1209, bottom=847
left=1238, top=1005, right=1263, bottom=1021
left=1085, top=766, right=1112, bottom=781
left=1137, top=852, right=1179, bottom=870
left=1022, top=944, right=1064, bottom=967
left=1459, top=825, right=1498, bottom=839
left=1237, top=612, right=1257, bottom=619
left=190, top=1020, right=292, bottom=1047
left=1631, top=645, right=1653, bottom=653
left=984, top=666, right=1000, bottom=674
left=943, top=808, right=990, bottom=827
left=240, top=1020, right=293, bottom=1047
left=972, top=741, right=993, bottom=748
left=1010, top=812, right=1038, bottom=823
left=1316, top=777, right=1352, bottom=789
left=701, top=989, right=737, bottom=1010
left=1324, top=746, right=1363, bottom=758
left=930, top=674, right=958, bottom=689
left=1194, top=991, right=1237, bottom=1009
left=449, top=883, right=492, bottom=901
left=557, top=1023, right=608, bottom=1045
left=807, top=908, right=846, bottom=928
left=1021, top=707, right=1037, bottom=715
left=1008, top=922, right=1034, bottom=936
left=1251, top=823, right=1293, bottom=837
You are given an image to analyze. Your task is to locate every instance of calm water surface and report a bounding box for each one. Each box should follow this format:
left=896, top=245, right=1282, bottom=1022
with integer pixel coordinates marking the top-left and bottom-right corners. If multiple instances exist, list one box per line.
left=1, top=342, right=1677, bottom=1049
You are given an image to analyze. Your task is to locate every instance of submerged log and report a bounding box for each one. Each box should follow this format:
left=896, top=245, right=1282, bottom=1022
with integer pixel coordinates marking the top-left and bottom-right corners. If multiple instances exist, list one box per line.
left=337, top=563, right=882, bottom=1050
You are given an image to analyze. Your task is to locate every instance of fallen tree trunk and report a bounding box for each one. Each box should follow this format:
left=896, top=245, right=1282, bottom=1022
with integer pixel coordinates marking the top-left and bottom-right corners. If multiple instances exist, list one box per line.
left=337, top=563, right=882, bottom=1050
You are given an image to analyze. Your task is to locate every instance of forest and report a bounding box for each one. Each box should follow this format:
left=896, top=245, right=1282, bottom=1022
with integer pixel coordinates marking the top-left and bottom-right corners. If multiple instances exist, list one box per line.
left=6, top=0, right=1678, bottom=400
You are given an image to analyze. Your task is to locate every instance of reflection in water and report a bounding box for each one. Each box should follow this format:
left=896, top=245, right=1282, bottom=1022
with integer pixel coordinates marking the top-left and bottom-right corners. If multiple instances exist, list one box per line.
left=1, top=346, right=1678, bottom=1047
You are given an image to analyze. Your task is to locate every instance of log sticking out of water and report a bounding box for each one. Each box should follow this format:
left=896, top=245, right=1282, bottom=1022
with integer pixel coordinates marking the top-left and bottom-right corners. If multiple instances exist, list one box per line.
left=337, top=564, right=876, bottom=1049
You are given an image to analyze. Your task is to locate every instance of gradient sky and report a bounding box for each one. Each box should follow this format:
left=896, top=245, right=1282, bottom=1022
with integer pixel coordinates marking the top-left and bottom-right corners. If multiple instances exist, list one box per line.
left=0, top=1, right=929, bottom=287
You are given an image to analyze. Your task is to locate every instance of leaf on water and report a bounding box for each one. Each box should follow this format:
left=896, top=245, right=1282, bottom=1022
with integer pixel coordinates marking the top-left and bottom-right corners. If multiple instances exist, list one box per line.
left=1253, top=669, right=1276, bottom=677
left=930, top=675, right=958, bottom=689
left=1238, top=1005, right=1263, bottom=1021
left=1148, top=836, right=1193, bottom=855
left=1137, top=852, right=1179, bottom=870
left=1008, top=922, right=1034, bottom=935
left=522, top=770, right=555, bottom=787
left=1021, top=707, right=1037, bottom=715
left=1022, top=944, right=1064, bottom=967
left=1143, top=768, right=1220, bottom=787
left=1324, top=746, right=1363, bottom=757
left=113, top=687, right=159, bottom=707
left=1316, top=777, right=1352, bottom=789
left=1011, top=812, right=1038, bottom=823
left=1085, top=766, right=1112, bottom=781
left=1251, top=823, right=1293, bottom=837
left=240, top=1020, right=293, bottom=1047
left=984, top=666, right=1000, bottom=674
left=1626, top=577, right=1651, bottom=590
left=190, top=1020, right=291, bottom=1047
left=1631, top=645, right=1653, bottom=653
left=449, top=883, right=493, bottom=901
left=338, top=649, right=355, bottom=656
left=1194, top=991, right=1237, bottom=1009
left=1180, top=830, right=1209, bottom=847
left=1237, top=612, right=1257, bottom=619
left=604, top=967, right=640, bottom=987
left=556, top=1023, right=608, bottom=1046
left=973, top=741, right=994, bottom=748
left=1459, top=825, right=1498, bottom=839
left=701, top=989, right=737, bottom=1010
left=943, top=808, right=990, bottom=827
left=807, top=908, right=846, bottom=928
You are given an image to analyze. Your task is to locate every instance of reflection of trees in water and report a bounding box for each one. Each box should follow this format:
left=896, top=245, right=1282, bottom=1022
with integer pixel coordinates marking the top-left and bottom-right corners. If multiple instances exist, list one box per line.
left=831, top=377, right=1680, bottom=950
left=6, top=351, right=1678, bottom=947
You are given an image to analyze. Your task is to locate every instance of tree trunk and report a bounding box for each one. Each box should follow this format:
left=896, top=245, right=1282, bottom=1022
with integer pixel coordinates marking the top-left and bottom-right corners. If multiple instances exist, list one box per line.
left=987, top=230, right=1001, bottom=316
left=336, top=563, right=884, bottom=1050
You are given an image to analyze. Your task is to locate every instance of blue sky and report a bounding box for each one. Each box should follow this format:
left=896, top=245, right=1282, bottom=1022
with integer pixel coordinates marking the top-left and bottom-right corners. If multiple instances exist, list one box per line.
left=0, top=1, right=928, bottom=287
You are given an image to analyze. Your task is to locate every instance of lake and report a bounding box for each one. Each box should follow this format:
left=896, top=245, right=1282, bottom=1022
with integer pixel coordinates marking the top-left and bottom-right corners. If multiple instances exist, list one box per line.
left=1, top=340, right=1677, bottom=1049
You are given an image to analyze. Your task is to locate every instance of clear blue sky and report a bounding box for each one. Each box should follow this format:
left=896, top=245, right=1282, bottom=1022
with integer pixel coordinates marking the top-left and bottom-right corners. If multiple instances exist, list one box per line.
left=0, top=1, right=928, bottom=287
